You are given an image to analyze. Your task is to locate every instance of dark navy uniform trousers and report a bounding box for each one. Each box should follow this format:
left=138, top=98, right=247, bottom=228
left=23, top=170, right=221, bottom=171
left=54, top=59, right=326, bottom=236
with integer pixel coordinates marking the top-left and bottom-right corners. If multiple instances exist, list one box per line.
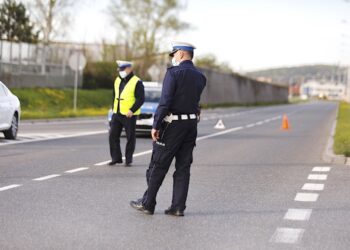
left=109, top=113, right=136, bottom=164
left=142, top=118, right=197, bottom=210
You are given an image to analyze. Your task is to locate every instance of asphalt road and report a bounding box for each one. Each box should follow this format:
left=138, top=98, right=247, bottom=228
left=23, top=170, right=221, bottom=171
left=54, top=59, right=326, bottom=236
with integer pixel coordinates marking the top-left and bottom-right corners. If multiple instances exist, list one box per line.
left=1, top=101, right=348, bottom=250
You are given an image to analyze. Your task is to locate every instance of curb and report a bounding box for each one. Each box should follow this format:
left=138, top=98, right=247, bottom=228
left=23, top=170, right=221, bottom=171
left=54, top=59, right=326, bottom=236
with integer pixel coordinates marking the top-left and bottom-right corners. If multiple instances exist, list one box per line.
left=322, top=106, right=350, bottom=165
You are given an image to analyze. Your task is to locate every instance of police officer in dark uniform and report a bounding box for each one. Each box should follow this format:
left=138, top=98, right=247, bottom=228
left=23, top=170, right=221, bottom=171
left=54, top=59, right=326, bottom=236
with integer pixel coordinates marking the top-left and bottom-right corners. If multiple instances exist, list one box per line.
left=109, top=60, right=145, bottom=167
left=130, top=42, right=206, bottom=216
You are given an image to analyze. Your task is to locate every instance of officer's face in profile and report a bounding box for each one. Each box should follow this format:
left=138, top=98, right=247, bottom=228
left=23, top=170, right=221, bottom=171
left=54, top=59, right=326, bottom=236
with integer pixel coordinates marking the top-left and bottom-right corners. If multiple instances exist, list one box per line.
left=124, top=67, right=133, bottom=75
left=119, top=66, right=133, bottom=78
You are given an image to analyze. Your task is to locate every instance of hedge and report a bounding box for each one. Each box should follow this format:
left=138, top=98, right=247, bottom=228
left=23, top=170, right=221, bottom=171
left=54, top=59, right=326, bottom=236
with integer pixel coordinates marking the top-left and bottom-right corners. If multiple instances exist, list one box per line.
left=83, top=62, right=117, bottom=89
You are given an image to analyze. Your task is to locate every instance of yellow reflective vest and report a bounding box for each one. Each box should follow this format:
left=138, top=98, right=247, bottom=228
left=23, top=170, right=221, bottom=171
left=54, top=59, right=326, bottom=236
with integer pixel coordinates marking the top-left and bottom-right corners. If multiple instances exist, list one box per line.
left=113, top=75, right=141, bottom=115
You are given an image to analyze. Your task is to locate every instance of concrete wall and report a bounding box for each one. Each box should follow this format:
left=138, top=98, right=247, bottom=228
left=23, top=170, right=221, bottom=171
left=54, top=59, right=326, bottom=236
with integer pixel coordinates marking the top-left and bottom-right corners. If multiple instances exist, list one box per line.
left=200, top=69, right=289, bottom=105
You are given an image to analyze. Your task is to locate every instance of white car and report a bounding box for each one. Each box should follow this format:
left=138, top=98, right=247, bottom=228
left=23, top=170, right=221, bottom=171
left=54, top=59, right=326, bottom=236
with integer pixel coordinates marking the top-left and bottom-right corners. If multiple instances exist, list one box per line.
left=0, top=81, right=20, bottom=139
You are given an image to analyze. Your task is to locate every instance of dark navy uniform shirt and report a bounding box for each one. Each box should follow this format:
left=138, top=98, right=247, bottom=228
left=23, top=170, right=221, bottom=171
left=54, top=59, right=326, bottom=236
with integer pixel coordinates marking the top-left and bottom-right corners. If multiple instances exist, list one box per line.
left=153, top=60, right=207, bottom=130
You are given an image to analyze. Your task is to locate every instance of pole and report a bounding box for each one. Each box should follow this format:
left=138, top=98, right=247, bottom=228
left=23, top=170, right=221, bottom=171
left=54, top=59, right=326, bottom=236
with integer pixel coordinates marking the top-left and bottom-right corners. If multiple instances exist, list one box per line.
left=73, top=52, right=80, bottom=112
left=73, top=69, right=78, bottom=112
left=347, top=66, right=350, bottom=102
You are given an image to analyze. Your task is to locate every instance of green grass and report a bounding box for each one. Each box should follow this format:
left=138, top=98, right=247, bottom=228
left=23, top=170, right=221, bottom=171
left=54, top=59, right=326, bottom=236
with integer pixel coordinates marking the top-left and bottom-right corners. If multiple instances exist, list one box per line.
left=334, top=102, right=350, bottom=157
left=10, top=87, right=291, bottom=120
left=11, top=88, right=112, bottom=119
left=201, top=101, right=289, bottom=109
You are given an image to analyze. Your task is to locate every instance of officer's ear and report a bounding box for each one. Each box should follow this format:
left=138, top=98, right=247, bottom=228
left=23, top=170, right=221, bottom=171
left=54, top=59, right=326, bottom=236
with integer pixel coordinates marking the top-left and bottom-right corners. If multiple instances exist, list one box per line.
left=179, top=50, right=185, bottom=60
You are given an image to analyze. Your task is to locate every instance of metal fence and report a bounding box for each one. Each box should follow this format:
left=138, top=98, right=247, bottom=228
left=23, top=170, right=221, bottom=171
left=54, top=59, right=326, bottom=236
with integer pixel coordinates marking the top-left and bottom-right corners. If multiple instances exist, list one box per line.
left=0, top=40, right=81, bottom=88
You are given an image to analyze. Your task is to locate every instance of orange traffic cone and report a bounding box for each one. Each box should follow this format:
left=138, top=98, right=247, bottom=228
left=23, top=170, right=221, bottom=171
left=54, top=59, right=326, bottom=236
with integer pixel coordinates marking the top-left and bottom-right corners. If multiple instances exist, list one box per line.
left=281, top=114, right=290, bottom=130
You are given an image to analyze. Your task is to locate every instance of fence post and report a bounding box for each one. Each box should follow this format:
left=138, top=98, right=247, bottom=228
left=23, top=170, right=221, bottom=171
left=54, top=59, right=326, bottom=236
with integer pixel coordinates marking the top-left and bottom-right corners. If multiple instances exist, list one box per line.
left=41, top=44, right=46, bottom=75
left=62, top=47, right=67, bottom=76
left=19, top=43, right=22, bottom=74
left=0, top=40, right=2, bottom=74
left=10, top=41, right=13, bottom=73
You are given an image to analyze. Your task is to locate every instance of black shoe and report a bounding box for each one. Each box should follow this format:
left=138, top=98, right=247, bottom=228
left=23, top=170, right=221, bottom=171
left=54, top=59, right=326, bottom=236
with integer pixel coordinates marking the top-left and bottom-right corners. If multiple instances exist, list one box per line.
left=164, top=207, right=184, bottom=217
left=130, top=200, right=154, bottom=215
left=108, top=160, right=123, bottom=166
left=125, top=162, right=132, bottom=167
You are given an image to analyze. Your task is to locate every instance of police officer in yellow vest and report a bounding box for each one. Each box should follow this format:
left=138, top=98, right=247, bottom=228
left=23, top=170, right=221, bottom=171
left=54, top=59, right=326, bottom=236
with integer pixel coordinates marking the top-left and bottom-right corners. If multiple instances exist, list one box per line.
left=109, top=60, right=145, bottom=166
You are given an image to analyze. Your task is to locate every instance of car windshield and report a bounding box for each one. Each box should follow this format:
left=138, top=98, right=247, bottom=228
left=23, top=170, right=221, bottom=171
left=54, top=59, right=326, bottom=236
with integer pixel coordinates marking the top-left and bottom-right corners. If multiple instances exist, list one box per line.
left=145, top=89, right=161, bottom=103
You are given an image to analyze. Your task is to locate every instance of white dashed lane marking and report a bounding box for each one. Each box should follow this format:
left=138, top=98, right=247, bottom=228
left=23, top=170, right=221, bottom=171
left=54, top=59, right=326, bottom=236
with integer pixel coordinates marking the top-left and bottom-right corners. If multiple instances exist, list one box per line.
left=308, top=174, right=328, bottom=180
left=0, top=184, right=22, bottom=192
left=270, top=228, right=305, bottom=244
left=271, top=165, right=332, bottom=245
left=33, top=174, right=61, bottom=181
left=294, top=192, right=319, bottom=202
left=302, top=183, right=325, bottom=191
left=312, top=166, right=331, bottom=172
left=284, top=209, right=312, bottom=221
left=65, top=167, right=89, bottom=173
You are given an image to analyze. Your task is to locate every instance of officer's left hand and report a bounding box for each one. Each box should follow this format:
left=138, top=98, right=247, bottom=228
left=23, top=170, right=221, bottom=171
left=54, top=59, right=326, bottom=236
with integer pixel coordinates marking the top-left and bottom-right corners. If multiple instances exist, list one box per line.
left=126, top=110, right=133, bottom=118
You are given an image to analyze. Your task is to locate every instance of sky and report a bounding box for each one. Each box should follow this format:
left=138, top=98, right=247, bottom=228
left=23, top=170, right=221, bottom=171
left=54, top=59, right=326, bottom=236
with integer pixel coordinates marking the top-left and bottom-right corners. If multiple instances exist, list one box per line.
left=68, top=0, right=350, bottom=72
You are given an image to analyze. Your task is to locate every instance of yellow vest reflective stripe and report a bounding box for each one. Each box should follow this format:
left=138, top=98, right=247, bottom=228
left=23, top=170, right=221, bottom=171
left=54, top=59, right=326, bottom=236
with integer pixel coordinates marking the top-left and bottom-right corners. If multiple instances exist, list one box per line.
left=113, top=75, right=141, bottom=115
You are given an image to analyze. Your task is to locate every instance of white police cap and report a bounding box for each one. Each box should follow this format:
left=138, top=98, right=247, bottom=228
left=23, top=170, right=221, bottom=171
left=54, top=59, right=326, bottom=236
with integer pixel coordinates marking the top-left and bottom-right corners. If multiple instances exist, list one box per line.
left=116, top=60, right=133, bottom=69
left=169, top=41, right=196, bottom=57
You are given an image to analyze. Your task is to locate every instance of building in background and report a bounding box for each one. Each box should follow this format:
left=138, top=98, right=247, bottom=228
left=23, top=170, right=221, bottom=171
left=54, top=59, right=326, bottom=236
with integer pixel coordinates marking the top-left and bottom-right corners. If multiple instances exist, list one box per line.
left=300, top=80, right=345, bottom=100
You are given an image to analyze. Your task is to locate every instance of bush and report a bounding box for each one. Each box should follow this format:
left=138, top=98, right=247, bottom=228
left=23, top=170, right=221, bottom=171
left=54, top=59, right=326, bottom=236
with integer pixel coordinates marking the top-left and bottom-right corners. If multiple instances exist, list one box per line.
left=83, top=62, right=117, bottom=89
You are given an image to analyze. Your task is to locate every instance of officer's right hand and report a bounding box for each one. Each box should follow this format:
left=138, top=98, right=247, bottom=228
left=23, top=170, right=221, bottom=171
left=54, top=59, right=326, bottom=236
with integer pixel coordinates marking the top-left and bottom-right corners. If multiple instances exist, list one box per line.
left=151, top=129, right=160, bottom=141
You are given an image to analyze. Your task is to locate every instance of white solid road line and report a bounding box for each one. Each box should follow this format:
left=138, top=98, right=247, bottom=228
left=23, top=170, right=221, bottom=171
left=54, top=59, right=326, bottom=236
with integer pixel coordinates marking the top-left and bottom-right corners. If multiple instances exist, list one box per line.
left=95, top=160, right=112, bottom=166
left=312, top=166, right=331, bottom=172
left=65, top=167, right=89, bottom=173
left=95, top=127, right=244, bottom=166
left=0, top=130, right=108, bottom=147
left=302, top=183, right=325, bottom=191
left=294, top=192, right=319, bottom=202
left=133, top=150, right=153, bottom=157
left=270, top=227, right=305, bottom=244
left=94, top=113, right=286, bottom=166
left=246, top=124, right=255, bottom=128
left=308, top=174, right=328, bottom=181
left=0, top=184, right=22, bottom=192
left=197, top=126, right=244, bottom=141
left=33, top=174, right=61, bottom=181
left=284, top=209, right=312, bottom=221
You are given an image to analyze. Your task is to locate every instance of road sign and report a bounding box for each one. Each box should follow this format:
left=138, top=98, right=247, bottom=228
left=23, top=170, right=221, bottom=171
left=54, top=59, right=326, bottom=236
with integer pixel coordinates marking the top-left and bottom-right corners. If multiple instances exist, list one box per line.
left=214, top=119, right=226, bottom=129
left=68, top=52, right=86, bottom=71
left=68, top=52, right=87, bottom=112
left=148, top=65, right=161, bottom=81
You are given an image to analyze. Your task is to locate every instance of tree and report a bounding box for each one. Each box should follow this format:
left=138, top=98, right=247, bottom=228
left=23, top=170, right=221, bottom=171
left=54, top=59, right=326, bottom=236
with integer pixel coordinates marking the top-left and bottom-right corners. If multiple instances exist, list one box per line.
left=26, top=0, right=76, bottom=44
left=108, top=0, right=189, bottom=78
left=195, top=54, right=233, bottom=73
left=0, top=0, right=38, bottom=43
